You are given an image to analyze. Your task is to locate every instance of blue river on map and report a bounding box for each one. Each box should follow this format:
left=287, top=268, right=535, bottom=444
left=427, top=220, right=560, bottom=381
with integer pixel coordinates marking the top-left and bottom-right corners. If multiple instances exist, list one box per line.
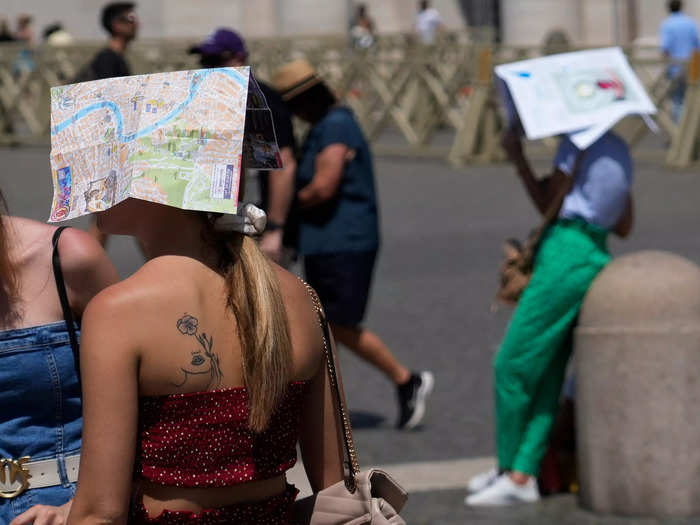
left=50, top=68, right=247, bottom=141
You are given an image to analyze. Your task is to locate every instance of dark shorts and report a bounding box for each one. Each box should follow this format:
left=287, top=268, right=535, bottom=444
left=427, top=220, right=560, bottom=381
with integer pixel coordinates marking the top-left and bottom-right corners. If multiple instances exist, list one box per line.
left=304, top=250, right=377, bottom=327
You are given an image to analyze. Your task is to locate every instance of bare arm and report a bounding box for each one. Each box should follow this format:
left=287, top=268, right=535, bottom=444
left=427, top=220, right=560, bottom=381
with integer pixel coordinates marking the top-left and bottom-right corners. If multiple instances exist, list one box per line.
left=660, top=23, right=671, bottom=58
left=297, top=144, right=349, bottom=208
left=59, top=227, right=120, bottom=316
left=298, top=327, right=345, bottom=492
left=613, top=195, right=634, bottom=238
left=260, top=147, right=296, bottom=262
left=266, top=147, right=297, bottom=226
left=66, top=291, right=140, bottom=525
left=87, top=220, right=109, bottom=249
left=501, top=132, right=570, bottom=215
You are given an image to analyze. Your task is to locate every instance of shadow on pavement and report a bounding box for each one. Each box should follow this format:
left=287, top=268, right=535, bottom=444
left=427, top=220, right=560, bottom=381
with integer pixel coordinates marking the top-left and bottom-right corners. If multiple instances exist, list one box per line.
left=350, top=410, right=386, bottom=429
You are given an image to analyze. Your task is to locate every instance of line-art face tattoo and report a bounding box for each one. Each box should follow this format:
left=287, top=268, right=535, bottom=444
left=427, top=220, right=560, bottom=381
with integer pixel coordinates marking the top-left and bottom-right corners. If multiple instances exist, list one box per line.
left=173, top=314, right=223, bottom=389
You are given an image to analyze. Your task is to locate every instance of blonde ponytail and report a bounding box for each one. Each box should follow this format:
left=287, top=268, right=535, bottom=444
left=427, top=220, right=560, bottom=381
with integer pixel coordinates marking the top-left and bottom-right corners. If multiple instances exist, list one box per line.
left=224, top=234, right=293, bottom=433
left=0, top=191, right=18, bottom=326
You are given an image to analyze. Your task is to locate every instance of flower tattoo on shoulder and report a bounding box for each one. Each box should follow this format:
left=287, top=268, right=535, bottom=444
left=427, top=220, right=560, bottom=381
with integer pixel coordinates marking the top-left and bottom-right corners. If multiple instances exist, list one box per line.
left=173, top=313, right=223, bottom=389
left=177, top=315, right=198, bottom=335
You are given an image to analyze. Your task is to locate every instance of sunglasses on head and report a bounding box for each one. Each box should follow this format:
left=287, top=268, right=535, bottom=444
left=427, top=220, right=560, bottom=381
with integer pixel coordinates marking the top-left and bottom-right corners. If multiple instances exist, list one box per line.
left=116, top=13, right=137, bottom=24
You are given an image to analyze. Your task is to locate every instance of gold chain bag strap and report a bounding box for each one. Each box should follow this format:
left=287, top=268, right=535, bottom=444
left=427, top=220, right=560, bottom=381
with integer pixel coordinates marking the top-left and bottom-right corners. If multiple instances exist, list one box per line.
left=294, top=283, right=408, bottom=525
left=495, top=155, right=581, bottom=307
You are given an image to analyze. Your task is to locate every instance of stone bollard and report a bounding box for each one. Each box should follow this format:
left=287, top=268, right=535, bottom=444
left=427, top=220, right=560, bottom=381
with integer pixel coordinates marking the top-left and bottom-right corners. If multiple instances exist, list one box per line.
left=575, top=251, right=700, bottom=517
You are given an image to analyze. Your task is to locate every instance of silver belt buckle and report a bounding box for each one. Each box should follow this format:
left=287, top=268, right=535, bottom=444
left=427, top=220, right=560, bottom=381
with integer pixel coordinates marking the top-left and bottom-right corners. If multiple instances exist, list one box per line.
left=0, top=457, right=31, bottom=499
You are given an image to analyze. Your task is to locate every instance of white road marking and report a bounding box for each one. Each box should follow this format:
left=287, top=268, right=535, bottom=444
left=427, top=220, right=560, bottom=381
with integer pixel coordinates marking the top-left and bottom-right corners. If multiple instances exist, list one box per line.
left=287, top=456, right=496, bottom=497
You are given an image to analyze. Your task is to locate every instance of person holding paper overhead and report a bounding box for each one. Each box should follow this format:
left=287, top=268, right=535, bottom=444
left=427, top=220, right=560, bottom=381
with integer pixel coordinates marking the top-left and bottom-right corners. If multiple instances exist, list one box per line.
left=465, top=130, right=634, bottom=506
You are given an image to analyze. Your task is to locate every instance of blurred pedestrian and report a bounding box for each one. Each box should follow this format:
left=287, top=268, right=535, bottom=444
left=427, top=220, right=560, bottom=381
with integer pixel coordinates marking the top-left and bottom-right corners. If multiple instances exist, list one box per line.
left=43, top=23, right=74, bottom=47
left=90, top=2, right=138, bottom=79
left=273, top=59, right=434, bottom=429
left=189, top=28, right=297, bottom=266
left=350, top=3, right=376, bottom=49
left=14, top=14, right=34, bottom=45
left=660, top=0, right=700, bottom=122
left=12, top=15, right=35, bottom=75
left=466, top=130, right=634, bottom=506
left=17, top=166, right=347, bottom=521
left=0, top=17, right=15, bottom=42
left=0, top=188, right=118, bottom=523
left=415, top=0, right=445, bottom=45
left=79, top=2, right=139, bottom=247
left=0, top=19, right=16, bottom=133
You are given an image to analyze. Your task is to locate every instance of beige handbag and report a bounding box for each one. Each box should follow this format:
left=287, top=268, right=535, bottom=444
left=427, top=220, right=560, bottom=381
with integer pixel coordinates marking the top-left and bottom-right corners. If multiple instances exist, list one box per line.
left=294, top=285, right=408, bottom=525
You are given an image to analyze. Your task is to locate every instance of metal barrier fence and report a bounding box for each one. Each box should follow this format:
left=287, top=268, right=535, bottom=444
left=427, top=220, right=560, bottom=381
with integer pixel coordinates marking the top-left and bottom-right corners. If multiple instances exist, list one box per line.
left=1, top=33, right=698, bottom=166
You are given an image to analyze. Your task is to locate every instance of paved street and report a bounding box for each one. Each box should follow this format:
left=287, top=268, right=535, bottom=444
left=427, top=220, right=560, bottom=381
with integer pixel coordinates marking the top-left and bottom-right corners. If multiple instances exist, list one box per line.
left=2, top=146, right=699, bottom=523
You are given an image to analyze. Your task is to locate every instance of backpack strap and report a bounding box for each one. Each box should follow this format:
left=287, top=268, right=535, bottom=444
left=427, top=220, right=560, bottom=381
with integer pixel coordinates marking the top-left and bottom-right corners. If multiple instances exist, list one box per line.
left=52, top=227, right=81, bottom=383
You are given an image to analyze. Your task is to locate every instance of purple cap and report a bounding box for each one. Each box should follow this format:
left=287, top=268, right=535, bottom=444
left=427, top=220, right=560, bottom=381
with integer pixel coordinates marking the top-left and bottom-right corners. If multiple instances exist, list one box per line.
left=190, top=28, right=247, bottom=58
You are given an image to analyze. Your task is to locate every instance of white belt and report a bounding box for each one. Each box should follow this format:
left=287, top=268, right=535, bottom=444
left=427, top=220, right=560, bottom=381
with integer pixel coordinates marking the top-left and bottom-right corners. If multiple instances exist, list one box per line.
left=0, top=455, right=80, bottom=499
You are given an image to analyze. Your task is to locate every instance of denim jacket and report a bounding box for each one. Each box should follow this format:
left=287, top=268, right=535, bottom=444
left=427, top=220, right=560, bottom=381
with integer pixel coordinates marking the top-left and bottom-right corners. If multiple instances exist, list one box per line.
left=0, top=321, right=81, bottom=521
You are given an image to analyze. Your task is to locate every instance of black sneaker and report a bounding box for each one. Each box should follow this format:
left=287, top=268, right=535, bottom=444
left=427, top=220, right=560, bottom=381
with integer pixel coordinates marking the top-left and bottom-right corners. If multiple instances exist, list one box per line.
left=396, top=371, right=434, bottom=429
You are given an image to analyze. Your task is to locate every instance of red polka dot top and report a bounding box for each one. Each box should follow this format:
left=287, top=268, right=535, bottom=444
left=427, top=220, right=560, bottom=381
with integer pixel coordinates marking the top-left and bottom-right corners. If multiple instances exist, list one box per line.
left=134, top=382, right=309, bottom=487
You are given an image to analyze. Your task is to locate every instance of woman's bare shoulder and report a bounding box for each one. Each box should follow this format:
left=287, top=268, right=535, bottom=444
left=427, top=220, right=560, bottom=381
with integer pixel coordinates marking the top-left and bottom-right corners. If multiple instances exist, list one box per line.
left=6, top=216, right=52, bottom=253
left=7, top=218, right=94, bottom=254
left=81, top=256, right=200, bottom=335
left=6, top=216, right=48, bottom=230
left=273, top=266, right=317, bottom=321
left=272, top=264, right=325, bottom=355
left=93, top=256, right=198, bottom=304
left=131, top=254, right=206, bottom=281
left=55, top=227, right=110, bottom=269
left=7, top=219, right=113, bottom=276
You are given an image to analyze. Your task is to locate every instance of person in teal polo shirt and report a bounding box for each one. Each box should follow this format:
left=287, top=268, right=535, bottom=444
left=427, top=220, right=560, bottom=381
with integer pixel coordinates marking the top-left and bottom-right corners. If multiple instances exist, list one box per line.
left=273, top=59, right=434, bottom=429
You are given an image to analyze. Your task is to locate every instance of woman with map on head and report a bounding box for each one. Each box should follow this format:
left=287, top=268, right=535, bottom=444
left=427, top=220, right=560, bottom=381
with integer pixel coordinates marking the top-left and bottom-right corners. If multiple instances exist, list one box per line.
left=0, top=187, right=117, bottom=524
left=51, top=177, right=345, bottom=525
left=15, top=62, right=348, bottom=522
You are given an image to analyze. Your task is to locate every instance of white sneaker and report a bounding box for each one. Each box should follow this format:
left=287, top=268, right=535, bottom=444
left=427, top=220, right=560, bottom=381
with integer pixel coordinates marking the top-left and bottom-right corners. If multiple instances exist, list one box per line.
left=466, top=467, right=499, bottom=494
left=464, top=474, right=540, bottom=506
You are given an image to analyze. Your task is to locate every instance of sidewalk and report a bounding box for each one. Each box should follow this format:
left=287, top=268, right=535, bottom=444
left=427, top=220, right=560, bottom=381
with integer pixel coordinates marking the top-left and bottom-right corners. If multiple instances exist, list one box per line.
left=288, top=457, right=700, bottom=524
left=407, top=490, right=700, bottom=525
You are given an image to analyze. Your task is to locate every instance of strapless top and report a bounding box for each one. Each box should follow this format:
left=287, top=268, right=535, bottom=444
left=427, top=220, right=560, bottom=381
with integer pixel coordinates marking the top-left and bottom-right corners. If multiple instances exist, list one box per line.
left=135, top=382, right=308, bottom=487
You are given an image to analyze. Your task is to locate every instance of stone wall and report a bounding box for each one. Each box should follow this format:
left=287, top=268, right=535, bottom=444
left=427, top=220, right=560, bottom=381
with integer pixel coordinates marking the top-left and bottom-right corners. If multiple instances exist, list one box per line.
left=500, top=0, right=700, bottom=47
left=1, top=0, right=465, bottom=41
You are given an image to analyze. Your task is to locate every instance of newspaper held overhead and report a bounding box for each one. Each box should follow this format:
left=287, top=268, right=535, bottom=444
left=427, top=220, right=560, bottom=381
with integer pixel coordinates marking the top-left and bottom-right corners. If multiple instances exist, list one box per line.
left=49, top=66, right=281, bottom=222
left=494, top=47, right=657, bottom=150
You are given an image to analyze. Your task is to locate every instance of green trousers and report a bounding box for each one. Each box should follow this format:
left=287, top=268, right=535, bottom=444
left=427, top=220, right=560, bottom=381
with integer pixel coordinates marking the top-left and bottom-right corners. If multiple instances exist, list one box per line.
left=494, top=218, right=610, bottom=476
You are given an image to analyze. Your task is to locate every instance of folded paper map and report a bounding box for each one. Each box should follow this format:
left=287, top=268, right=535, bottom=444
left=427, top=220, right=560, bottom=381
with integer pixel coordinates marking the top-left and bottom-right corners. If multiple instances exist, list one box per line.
left=494, top=47, right=656, bottom=149
left=49, top=66, right=280, bottom=222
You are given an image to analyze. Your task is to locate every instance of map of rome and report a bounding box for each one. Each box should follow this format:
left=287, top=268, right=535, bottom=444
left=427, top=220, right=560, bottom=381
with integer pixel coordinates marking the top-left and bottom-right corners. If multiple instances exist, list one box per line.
left=49, top=66, right=281, bottom=222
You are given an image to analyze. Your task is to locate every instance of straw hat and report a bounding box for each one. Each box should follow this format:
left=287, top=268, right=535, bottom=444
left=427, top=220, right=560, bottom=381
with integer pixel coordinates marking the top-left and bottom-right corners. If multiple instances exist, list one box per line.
left=272, top=59, right=322, bottom=101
